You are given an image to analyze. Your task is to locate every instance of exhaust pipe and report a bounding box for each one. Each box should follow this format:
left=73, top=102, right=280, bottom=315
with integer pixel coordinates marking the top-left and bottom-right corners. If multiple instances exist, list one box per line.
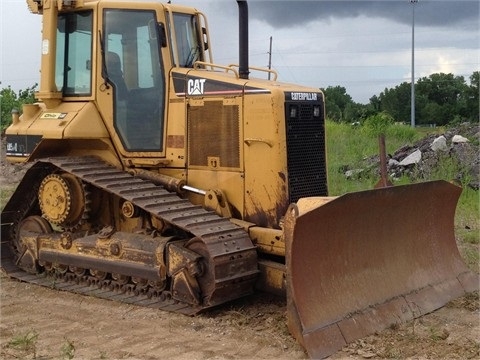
left=237, top=0, right=249, bottom=79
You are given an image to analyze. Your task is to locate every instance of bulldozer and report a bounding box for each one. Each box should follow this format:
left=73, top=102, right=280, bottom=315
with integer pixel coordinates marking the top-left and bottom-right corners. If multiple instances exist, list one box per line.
left=2, top=0, right=478, bottom=358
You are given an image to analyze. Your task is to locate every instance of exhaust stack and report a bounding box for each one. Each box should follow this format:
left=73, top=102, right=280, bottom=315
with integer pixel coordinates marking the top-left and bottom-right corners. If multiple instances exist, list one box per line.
left=237, top=0, right=249, bottom=79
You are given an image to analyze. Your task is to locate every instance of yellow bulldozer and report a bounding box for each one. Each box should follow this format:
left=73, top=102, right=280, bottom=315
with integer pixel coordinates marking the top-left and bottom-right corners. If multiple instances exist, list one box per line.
left=2, top=0, right=478, bottom=358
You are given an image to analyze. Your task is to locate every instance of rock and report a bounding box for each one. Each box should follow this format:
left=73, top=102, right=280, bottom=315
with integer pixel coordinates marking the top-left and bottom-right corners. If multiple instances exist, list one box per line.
left=452, top=135, right=469, bottom=143
left=450, top=142, right=480, bottom=189
left=357, top=348, right=377, bottom=358
left=399, top=149, right=422, bottom=166
left=388, top=159, right=400, bottom=167
left=345, top=169, right=364, bottom=179
left=451, top=142, right=475, bottom=163
left=392, top=145, right=415, bottom=161
left=418, top=134, right=438, bottom=152
left=431, top=135, right=448, bottom=152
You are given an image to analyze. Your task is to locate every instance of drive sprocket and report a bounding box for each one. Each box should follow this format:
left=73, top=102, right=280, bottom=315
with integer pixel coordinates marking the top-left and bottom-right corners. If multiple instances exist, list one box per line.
left=38, top=173, right=89, bottom=230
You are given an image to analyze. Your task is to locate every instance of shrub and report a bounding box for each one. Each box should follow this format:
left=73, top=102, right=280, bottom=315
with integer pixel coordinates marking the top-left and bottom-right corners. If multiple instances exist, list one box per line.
left=362, top=112, right=394, bottom=137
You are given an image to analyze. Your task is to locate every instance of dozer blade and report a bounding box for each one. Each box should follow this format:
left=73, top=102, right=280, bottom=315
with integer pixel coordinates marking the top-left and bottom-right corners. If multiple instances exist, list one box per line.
left=284, top=180, right=479, bottom=359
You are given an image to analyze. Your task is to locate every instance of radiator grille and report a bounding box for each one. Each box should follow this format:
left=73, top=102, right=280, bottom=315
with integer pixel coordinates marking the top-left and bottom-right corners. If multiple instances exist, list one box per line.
left=188, top=101, right=240, bottom=168
left=285, top=102, right=328, bottom=203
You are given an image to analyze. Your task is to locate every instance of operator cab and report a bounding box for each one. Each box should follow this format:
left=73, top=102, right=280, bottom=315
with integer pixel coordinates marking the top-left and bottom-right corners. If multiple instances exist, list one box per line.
left=53, top=2, right=209, bottom=153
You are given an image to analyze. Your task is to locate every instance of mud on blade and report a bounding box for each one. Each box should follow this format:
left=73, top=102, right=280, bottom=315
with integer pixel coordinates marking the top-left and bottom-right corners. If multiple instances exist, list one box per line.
left=285, top=180, right=479, bottom=359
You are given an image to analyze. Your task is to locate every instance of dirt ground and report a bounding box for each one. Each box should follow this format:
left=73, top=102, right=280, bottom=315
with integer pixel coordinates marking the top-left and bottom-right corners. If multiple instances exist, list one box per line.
left=0, top=274, right=478, bottom=360
left=1, top=141, right=479, bottom=359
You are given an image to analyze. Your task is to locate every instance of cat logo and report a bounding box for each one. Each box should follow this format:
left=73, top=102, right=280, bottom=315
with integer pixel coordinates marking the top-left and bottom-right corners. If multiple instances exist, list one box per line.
left=290, top=92, right=318, bottom=101
left=187, top=78, right=206, bottom=95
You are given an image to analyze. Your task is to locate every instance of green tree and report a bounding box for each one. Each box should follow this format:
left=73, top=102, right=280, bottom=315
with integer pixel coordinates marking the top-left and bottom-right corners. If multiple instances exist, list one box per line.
left=415, top=73, right=468, bottom=125
left=369, top=94, right=381, bottom=112
left=344, top=101, right=373, bottom=124
left=321, top=85, right=353, bottom=122
left=1, top=84, right=37, bottom=131
left=465, top=71, right=479, bottom=121
left=371, top=72, right=476, bottom=126
left=375, top=82, right=411, bottom=124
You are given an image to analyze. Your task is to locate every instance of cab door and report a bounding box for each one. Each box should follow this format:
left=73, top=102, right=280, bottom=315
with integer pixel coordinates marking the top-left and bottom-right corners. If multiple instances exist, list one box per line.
left=101, top=8, right=166, bottom=155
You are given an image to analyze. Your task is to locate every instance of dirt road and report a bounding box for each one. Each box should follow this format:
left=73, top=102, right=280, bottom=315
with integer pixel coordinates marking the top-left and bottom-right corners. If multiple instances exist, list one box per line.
left=1, top=271, right=478, bottom=359
left=1, top=274, right=307, bottom=359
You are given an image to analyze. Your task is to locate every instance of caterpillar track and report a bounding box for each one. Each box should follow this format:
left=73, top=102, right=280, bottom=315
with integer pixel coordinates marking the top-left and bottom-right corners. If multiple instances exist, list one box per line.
left=1, top=156, right=259, bottom=315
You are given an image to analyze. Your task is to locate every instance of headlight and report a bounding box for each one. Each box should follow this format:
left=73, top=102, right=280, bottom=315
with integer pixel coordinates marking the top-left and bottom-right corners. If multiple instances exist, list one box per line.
left=290, top=106, right=298, bottom=118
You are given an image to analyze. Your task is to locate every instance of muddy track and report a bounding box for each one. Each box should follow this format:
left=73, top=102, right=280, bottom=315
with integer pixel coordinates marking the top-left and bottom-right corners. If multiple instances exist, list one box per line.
left=1, top=156, right=258, bottom=315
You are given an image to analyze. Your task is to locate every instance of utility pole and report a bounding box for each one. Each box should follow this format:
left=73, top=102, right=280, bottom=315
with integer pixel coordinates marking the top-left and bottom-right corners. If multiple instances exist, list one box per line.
left=410, top=0, right=418, bottom=128
left=268, top=36, right=272, bottom=80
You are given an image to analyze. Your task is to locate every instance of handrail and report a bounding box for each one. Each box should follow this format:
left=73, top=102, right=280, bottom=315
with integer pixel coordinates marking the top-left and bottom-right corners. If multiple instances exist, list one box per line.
left=193, top=61, right=239, bottom=78
left=192, top=62, right=279, bottom=82
left=228, top=64, right=278, bottom=81
left=197, top=11, right=214, bottom=64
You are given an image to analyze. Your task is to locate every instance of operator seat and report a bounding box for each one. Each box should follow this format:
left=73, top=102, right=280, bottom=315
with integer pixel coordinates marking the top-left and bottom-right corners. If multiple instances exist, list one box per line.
left=106, top=51, right=128, bottom=100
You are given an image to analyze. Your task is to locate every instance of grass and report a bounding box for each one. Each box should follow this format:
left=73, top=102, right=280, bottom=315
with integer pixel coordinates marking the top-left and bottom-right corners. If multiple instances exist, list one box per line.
left=326, top=121, right=423, bottom=194
left=60, top=337, right=75, bottom=359
left=6, top=331, right=79, bottom=359
left=7, top=330, right=38, bottom=356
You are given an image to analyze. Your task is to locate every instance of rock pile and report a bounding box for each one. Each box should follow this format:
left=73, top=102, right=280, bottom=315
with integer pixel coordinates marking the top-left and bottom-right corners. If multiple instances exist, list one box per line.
left=347, top=123, right=480, bottom=190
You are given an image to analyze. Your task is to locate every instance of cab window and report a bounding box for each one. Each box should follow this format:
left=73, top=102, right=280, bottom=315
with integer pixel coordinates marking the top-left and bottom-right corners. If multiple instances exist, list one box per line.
left=104, top=9, right=165, bottom=151
left=56, top=11, right=93, bottom=96
left=170, top=13, right=202, bottom=67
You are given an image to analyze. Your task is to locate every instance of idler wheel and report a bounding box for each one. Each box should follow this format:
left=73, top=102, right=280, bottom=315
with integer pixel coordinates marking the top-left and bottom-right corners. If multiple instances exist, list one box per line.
left=15, top=216, right=53, bottom=273
left=18, top=215, right=53, bottom=236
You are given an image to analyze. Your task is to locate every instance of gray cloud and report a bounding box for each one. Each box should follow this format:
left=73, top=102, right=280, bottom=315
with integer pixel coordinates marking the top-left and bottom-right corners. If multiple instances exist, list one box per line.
left=245, top=1, right=479, bottom=29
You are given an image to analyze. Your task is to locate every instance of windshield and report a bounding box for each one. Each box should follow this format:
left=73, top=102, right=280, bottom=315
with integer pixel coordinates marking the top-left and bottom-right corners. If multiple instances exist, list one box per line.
left=170, top=13, right=201, bottom=67
left=56, top=11, right=93, bottom=96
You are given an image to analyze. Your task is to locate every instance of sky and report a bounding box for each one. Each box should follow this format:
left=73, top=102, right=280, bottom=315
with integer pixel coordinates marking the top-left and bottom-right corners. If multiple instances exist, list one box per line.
left=1, top=0, right=478, bottom=104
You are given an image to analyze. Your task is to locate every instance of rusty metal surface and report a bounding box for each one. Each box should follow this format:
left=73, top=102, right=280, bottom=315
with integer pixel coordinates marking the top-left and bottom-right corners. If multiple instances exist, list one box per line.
left=285, top=180, right=479, bottom=359
left=375, top=134, right=393, bottom=188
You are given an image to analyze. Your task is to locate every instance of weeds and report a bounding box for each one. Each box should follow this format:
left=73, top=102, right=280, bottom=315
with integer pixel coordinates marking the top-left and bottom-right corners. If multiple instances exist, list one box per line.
left=462, top=230, right=480, bottom=245
left=60, top=337, right=75, bottom=359
left=429, top=326, right=449, bottom=341
left=7, top=330, right=38, bottom=357
left=463, top=248, right=480, bottom=270
left=361, top=112, right=395, bottom=138
left=457, top=187, right=480, bottom=225
left=386, top=123, right=418, bottom=143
